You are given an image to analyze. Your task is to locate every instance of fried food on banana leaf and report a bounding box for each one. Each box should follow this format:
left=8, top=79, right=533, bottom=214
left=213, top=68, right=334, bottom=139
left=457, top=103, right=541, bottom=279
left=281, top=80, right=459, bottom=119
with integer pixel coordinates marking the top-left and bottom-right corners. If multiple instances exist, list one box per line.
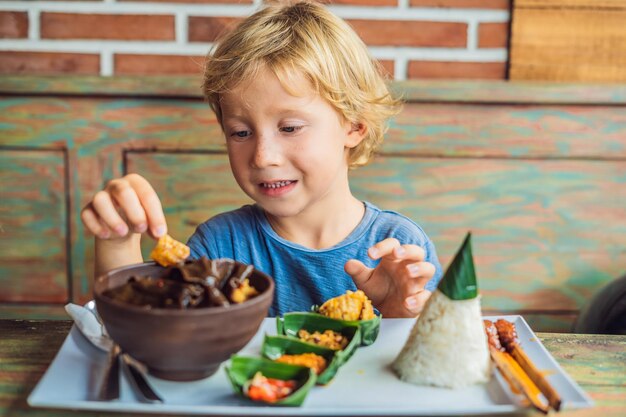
left=319, top=290, right=375, bottom=321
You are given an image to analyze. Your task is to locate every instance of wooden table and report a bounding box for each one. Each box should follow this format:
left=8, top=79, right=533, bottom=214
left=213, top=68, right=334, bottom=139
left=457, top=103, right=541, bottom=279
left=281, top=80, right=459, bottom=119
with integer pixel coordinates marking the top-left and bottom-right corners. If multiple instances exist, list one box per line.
left=1, top=320, right=624, bottom=417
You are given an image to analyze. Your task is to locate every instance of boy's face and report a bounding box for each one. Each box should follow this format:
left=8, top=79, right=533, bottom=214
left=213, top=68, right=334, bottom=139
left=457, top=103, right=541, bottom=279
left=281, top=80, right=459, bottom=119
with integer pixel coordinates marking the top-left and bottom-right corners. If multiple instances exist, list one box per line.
left=219, top=67, right=365, bottom=220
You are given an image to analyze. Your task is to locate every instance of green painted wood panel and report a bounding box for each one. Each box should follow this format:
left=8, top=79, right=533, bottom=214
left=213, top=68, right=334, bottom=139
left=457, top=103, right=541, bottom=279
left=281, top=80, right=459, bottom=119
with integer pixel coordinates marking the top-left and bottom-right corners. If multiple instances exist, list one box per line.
left=0, top=98, right=221, bottom=306
left=0, top=150, right=68, bottom=303
left=351, top=156, right=626, bottom=313
left=394, top=80, right=626, bottom=104
left=2, top=98, right=626, bottom=159
left=125, top=151, right=252, bottom=259
left=0, top=98, right=221, bottom=149
left=0, top=305, right=66, bottom=320
left=390, top=103, right=626, bottom=158
left=3, top=76, right=626, bottom=104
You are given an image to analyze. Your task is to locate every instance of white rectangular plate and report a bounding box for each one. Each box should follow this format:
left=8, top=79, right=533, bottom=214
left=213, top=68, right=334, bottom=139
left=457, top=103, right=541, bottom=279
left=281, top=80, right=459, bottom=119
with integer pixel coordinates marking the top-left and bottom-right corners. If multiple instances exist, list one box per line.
left=28, top=316, right=593, bottom=415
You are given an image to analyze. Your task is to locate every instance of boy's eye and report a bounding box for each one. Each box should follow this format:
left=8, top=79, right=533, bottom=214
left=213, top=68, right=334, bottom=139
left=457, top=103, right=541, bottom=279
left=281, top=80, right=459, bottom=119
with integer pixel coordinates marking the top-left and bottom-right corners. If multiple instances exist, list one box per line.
left=280, top=125, right=303, bottom=133
left=229, top=130, right=251, bottom=139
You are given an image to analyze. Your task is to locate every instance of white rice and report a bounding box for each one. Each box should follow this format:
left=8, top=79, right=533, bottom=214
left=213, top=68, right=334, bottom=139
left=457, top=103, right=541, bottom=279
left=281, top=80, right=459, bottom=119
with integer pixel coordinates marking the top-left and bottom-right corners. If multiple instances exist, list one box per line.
left=392, top=290, right=491, bottom=388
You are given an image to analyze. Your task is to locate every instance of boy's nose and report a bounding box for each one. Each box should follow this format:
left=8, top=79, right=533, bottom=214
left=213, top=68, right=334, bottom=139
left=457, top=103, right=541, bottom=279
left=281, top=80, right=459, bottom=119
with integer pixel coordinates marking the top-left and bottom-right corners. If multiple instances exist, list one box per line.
left=252, top=134, right=282, bottom=168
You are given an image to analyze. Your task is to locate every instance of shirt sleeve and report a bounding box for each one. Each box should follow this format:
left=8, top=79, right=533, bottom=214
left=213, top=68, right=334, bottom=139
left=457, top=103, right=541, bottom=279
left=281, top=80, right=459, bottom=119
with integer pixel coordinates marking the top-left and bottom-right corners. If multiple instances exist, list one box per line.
left=422, top=236, right=443, bottom=291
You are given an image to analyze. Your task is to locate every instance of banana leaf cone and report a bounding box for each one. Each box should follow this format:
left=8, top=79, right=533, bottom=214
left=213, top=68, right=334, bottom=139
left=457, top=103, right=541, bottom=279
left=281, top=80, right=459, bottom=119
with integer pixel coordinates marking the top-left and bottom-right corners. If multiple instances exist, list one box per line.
left=391, top=232, right=490, bottom=388
left=225, top=356, right=316, bottom=406
left=437, top=232, right=478, bottom=300
left=262, top=335, right=343, bottom=385
left=276, top=312, right=361, bottom=362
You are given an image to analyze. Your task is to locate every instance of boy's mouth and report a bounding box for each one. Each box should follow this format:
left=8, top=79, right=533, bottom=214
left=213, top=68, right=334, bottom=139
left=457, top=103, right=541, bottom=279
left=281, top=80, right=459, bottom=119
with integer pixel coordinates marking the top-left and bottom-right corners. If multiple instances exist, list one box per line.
left=259, top=180, right=295, bottom=189
left=258, top=180, right=297, bottom=196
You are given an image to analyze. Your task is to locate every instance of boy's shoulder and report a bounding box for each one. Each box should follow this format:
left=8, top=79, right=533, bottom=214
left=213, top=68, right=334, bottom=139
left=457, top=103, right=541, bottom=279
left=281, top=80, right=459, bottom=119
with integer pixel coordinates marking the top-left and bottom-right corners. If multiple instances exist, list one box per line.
left=187, top=204, right=262, bottom=258
left=195, top=204, right=260, bottom=235
left=365, top=202, right=431, bottom=244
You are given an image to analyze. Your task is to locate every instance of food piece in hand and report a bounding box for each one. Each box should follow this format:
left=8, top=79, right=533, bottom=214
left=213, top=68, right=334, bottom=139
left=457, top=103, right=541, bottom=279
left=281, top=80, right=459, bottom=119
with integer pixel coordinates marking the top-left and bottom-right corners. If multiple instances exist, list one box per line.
left=244, top=371, right=297, bottom=403
left=150, top=234, right=190, bottom=267
left=297, top=329, right=348, bottom=351
left=319, top=290, right=375, bottom=321
left=392, top=233, right=491, bottom=388
left=275, top=353, right=328, bottom=375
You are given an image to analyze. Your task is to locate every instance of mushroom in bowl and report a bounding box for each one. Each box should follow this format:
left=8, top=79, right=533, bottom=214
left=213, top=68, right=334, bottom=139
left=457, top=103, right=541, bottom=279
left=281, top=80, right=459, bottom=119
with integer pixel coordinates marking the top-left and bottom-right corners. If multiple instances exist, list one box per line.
left=94, top=258, right=274, bottom=381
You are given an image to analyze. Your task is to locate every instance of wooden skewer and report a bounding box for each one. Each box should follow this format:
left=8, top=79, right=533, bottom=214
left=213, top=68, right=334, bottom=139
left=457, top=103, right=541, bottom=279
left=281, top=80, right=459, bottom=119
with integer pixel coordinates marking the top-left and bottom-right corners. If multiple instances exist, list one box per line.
left=494, top=319, right=562, bottom=412
left=510, top=345, right=562, bottom=411
left=489, top=347, right=550, bottom=414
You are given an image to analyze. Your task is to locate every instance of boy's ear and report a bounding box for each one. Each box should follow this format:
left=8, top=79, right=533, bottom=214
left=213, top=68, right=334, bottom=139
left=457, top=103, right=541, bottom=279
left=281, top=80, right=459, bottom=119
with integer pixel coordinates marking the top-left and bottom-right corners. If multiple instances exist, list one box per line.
left=345, top=122, right=367, bottom=149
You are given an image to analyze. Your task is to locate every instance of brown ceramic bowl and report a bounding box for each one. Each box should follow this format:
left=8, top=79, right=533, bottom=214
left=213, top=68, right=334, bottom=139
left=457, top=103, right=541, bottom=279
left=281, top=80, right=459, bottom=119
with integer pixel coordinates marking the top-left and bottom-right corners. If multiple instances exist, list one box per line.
left=94, top=260, right=274, bottom=381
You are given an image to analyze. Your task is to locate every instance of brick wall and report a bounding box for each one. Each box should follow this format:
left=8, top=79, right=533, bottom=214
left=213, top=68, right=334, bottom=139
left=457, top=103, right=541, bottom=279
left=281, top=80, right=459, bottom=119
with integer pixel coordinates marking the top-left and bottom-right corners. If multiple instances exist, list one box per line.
left=0, top=0, right=510, bottom=80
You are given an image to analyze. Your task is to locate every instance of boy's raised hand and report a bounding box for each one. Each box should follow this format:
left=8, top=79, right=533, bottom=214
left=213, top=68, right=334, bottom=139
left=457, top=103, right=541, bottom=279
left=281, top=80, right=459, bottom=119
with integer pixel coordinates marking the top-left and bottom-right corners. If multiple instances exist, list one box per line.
left=80, top=173, right=167, bottom=241
left=344, top=238, right=436, bottom=317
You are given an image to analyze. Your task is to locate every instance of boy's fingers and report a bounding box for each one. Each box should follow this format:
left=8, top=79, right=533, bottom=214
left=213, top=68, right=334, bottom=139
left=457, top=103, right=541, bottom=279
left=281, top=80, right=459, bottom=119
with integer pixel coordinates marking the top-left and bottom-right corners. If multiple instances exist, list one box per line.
left=404, top=290, right=432, bottom=315
left=403, top=278, right=423, bottom=296
left=92, top=190, right=129, bottom=237
left=97, top=217, right=113, bottom=239
left=396, top=244, right=425, bottom=262
left=108, top=180, right=148, bottom=234
left=126, top=174, right=167, bottom=238
left=405, top=261, right=436, bottom=280
left=402, top=275, right=430, bottom=296
left=81, top=204, right=110, bottom=239
left=368, top=238, right=400, bottom=259
left=344, top=259, right=373, bottom=287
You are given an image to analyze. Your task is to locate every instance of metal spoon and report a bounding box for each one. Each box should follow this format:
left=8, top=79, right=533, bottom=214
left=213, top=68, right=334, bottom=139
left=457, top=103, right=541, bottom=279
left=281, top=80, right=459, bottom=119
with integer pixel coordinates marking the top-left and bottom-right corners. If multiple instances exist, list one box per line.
left=65, top=302, right=163, bottom=403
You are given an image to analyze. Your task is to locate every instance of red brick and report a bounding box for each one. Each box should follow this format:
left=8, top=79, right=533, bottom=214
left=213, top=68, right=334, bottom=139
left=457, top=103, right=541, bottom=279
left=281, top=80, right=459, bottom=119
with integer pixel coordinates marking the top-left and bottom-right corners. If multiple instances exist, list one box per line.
left=410, top=0, right=510, bottom=8
left=41, top=13, right=175, bottom=40
left=0, top=12, right=28, bottom=38
left=115, top=54, right=206, bottom=75
left=408, top=61, right=506, bottom=79
left=120, top=0, right=250, bottom=2
left=320, top=0, right=397, bottom=5
left=188, top=16, right=242, bottom=42
left=349, top=20, right=467, bottom=47
left=478, top=22, right=509, bottom=48
left=0, top=51, right=100, bottom=75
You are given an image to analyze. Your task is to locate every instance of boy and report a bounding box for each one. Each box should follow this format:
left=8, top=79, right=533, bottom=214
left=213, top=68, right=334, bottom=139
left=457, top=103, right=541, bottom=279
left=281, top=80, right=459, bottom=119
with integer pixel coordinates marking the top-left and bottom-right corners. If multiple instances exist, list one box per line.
left=81, top=1, right=442, bottom=317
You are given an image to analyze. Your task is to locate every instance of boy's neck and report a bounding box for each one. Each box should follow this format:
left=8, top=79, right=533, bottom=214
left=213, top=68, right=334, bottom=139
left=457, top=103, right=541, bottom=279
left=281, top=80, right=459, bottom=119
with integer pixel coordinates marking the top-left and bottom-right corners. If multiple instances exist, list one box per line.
left=264, top=196, right=365, bottom=250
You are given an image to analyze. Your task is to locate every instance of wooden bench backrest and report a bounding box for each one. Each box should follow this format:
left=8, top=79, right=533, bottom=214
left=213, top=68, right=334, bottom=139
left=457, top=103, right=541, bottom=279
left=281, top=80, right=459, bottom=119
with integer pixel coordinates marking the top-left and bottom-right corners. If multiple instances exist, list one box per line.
left=1, top=76, right=625, bottom=332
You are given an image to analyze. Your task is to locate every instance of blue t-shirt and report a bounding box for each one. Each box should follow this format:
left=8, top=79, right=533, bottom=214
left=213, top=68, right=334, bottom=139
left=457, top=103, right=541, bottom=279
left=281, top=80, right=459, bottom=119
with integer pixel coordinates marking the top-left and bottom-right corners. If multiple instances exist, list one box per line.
left=187, top=202, right=442, bottom=316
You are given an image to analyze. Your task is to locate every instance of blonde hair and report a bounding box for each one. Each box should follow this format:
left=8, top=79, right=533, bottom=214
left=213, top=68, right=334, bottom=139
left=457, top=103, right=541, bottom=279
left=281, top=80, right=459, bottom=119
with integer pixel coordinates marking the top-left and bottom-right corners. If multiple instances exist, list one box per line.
left=202, top=0, right=402, bottom=168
